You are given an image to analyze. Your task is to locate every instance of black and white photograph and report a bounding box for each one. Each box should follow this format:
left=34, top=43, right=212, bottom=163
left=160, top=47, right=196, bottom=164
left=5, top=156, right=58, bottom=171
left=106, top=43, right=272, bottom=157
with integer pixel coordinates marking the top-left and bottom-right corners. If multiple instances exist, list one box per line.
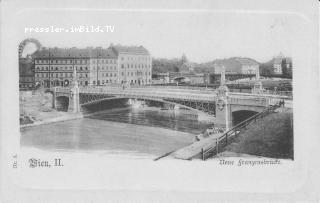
left=1, top=0, right=319, bottom=202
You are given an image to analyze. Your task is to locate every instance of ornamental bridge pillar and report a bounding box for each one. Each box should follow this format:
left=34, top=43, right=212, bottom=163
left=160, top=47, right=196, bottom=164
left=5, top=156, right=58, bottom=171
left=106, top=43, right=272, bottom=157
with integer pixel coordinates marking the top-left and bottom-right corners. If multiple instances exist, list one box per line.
left=215, top=85, right=232, bottom=131
left=214, top=67, right=232, bottom=130
left=67, top=68, right=80, bottom=113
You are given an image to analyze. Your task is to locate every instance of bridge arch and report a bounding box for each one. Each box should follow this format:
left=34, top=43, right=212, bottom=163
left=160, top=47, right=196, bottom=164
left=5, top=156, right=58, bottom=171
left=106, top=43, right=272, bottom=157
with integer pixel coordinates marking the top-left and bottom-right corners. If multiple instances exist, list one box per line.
left=173, top=76, right=190, bottom=83
left=232, top=110, right=259, bottom=126
left=55, top=96, right=69, bottom=111
left=80, top=96, right=215, bottom=117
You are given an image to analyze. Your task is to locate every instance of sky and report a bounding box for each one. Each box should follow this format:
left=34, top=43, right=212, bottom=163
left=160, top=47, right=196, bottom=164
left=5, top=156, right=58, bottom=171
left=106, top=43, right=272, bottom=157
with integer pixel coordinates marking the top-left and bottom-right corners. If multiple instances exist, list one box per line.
left=19, top=9, right=301, bottom=63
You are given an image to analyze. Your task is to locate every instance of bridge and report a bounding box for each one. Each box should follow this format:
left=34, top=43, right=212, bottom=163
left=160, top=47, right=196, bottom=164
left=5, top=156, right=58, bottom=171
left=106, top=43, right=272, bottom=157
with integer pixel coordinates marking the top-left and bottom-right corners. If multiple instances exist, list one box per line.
left=52, top=83, right=292, bottom=130
left=51, top=67, right=291, bottom=129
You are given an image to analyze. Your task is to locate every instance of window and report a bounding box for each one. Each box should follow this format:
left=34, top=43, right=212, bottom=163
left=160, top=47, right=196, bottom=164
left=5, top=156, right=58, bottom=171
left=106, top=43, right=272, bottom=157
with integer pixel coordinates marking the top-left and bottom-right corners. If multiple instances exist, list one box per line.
left=121, top=64, right=124, bottom=69
left=106, top=73, right=108, bottom=77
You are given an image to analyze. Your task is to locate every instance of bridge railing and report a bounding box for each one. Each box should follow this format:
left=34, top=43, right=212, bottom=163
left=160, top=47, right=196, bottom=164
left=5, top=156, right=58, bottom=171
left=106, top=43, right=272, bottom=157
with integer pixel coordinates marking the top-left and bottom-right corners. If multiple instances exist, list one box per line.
left=130, top=85, right=216, bottom=91
left=228, top=92, right=292, bottom=100
left=201, top=104, right=280, bottom=160
left=78, top=87, right=217, bottom=102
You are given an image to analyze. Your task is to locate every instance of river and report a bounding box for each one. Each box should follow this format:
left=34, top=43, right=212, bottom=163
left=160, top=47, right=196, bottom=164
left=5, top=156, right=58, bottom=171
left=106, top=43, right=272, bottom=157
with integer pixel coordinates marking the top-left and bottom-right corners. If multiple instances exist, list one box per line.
left=20, top=99, right=215, bottom=158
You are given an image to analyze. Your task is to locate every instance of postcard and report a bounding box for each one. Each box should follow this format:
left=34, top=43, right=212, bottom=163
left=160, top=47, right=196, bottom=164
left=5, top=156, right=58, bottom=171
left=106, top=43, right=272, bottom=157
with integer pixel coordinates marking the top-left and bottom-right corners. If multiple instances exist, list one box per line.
left=1, top=0, right=319, bottom=202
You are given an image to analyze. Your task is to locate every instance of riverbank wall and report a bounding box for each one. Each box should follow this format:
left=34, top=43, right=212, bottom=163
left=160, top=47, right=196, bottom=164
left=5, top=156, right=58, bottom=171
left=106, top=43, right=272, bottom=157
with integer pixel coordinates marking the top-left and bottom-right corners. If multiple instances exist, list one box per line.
left=20, top=113, right=83, bottom=129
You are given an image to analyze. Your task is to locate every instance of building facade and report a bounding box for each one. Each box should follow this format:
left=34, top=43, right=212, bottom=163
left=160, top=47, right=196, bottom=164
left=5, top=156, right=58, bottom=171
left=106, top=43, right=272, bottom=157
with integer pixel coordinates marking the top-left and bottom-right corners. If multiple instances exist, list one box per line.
left=19, top=57, right=35, bottom=89
left=32, top=45, right=152, bottom=88
left=213, top=57, right=259, bottom=75
left=273, top=53, right=292, bottom=75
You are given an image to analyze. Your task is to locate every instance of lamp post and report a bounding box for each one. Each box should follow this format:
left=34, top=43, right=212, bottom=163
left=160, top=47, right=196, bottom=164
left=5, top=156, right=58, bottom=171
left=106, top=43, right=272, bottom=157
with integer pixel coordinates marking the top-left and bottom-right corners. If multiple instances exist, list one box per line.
left=48, top=48, right=51, bottom=88
left=96, top=60, right=99, bottom=86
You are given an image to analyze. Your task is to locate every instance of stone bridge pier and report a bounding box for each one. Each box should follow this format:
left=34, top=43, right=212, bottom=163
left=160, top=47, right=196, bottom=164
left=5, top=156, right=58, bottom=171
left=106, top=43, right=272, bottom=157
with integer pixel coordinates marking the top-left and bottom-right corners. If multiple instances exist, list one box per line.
left=214, top=86, right=269, bottom=130
left=68, top=85, right=80, bottom=113
left=53, top=68, right=81, bottom=113
left=213, top=68, right=268, bottom=130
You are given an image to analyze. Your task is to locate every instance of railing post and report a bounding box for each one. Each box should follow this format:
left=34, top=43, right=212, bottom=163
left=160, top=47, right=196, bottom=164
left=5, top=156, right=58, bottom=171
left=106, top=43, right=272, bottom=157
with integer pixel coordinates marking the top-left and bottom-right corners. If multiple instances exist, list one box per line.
left=216, top=138, right=219, bottom=154
left=225, top=133, right=228, bottom=145
left=201, top=148, right=204, bottom=161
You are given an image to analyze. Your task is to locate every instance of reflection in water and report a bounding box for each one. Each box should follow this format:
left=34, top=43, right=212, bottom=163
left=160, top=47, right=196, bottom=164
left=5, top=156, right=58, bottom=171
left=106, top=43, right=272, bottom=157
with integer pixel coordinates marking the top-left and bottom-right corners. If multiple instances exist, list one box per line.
left=88, top=107, right=212, bottom=135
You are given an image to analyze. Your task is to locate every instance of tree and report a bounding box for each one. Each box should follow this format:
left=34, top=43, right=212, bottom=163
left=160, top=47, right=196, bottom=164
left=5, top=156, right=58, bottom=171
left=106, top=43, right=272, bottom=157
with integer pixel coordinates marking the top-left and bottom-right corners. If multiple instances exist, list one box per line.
left=181, top=54, right=188, bottom=65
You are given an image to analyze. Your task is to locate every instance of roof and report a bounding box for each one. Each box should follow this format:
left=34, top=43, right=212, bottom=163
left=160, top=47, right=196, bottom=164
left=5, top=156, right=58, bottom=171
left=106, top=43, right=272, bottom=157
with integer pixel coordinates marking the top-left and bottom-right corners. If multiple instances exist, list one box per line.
left=234, top=57, right=259, bottom=66
left=111, top=45, right=150, bottom=55
left=212, top=57, right=258, bottom=74
left=273, top=56, right=292, bottom=65
left=32, top=47, right=117, bottom=59
left=32, top=44, right=150, bottom=59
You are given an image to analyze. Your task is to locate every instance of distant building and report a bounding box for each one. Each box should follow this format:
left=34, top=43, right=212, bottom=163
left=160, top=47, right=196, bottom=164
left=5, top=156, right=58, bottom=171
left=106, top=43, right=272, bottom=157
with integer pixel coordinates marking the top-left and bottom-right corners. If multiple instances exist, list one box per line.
left=273, top=53, right=292, bottom=74
left=213, top=57, right=259, bottom=75
left=152, top=72, right=170, bottom=84
left=169, top=72, right=206, bottom=84
left=19, top=56, right=35, bottom=89
left=32, top=44, right=152, bottom=88
left=188, top=73, right=206, bottom=84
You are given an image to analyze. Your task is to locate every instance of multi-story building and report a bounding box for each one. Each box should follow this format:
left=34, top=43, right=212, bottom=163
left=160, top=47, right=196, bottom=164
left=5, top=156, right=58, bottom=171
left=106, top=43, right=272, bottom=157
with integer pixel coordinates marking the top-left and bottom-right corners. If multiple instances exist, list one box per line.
left=213, top=57, right=259, bottom=75
left=111, top=45, right=152, bottom=85
left=32, top=44, right=152, bottom=88
left=273, top=53, right=292, bottom=75
left=19, top=56, right=35, bottom=89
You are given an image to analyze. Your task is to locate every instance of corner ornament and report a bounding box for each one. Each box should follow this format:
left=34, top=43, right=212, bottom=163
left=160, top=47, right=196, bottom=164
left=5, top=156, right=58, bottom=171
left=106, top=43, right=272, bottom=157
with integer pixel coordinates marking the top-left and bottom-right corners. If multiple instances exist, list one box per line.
left=217, top=98, right=226, bottom=111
